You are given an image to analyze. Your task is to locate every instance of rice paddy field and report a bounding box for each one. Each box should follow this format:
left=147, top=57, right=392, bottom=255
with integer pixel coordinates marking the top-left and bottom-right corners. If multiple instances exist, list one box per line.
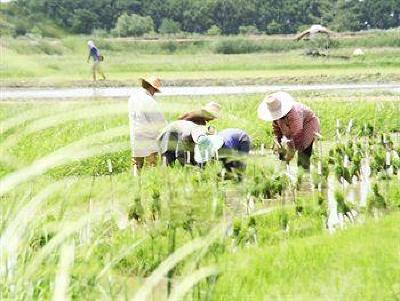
left=1, top=89, right=400, bottom=300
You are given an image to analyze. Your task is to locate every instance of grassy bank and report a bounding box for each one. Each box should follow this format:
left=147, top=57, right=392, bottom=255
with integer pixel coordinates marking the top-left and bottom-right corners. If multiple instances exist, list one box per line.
left=1, top=31, right=400, bottom=87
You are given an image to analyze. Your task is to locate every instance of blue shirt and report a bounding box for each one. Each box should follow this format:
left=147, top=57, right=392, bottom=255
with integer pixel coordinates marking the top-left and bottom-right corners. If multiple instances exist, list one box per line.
left=218, top=129, right=250, bottom=151
left=89, top=47, right=99, bottom=61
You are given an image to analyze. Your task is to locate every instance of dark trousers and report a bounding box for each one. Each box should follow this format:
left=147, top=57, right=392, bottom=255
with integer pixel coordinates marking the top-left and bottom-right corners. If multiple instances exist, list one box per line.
left=298, top=142, right=313, bottom=170
left=163, top=150, right=195, bottom=166
left=221, top=137, right=251, bottom=176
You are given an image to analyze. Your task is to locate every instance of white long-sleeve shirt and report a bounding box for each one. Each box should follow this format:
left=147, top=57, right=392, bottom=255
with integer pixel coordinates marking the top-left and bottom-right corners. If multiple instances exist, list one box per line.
left=128, top=89, right=166, bottom=157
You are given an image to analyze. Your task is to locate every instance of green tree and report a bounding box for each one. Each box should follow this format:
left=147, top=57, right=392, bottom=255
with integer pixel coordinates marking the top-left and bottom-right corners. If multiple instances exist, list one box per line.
left=112, top=13, right=154, bottom=37
left=71, top=9, right=98, bottom=34
left=158, top=18, right=181, bottom=34
left=207, top=24, right=221, bottom=36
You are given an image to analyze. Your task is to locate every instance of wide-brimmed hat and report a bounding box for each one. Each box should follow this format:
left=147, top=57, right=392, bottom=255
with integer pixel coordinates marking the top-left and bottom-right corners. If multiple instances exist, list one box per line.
left=191, top=101, right=222, bottom=119
left=201, top=102, right=221, bottom=119
left=194, top=134, right=224, bottom=164
left=257, top=91, right=295, bottom=121
left=140, top=76, right=161, bottom=93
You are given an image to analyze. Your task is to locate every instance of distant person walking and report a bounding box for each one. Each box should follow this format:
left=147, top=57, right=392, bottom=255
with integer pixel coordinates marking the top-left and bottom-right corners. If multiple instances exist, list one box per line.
left=87, top=40, right=106, bottom=81
left=258, top=91, right=320, bottom=170
left=128, top=76, right=166, bottom=170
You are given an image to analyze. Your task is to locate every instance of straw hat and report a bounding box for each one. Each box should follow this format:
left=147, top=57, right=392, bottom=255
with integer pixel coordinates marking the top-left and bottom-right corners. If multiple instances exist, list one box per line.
left=201, top=102, right=221, bottom=119
left=194, top=135, right=224, bottom=164
left=257, top=91, right=295, bottom=121
left=140, top=76, right=161, bottom=93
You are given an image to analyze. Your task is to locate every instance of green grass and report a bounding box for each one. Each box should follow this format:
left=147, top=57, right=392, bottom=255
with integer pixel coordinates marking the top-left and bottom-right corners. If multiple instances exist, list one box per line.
left=1, top=93, right=399, bottom=176
left=1, top=92, right=400, bottom=300
left=214, top=211, right=400, bottom=300
left=1, top=33, right=400, bottom=87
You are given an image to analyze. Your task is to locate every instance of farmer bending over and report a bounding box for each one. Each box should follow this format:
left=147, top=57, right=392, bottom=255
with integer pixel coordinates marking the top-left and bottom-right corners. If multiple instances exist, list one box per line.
left=158, top=120, right=199, bottom=166
left=217, top=128, right=251, bottom=179
left=129, top=77, right=166, bottom=170
left=87, top=40, right=106, bottom=81
left=258, top=91, right=320, bottom=170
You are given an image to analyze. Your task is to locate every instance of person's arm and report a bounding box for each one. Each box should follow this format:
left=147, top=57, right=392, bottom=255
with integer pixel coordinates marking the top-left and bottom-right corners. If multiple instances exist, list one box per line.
left=272, top=121, right=283, bottom=143
left=286, top=108, right=305, bottom=151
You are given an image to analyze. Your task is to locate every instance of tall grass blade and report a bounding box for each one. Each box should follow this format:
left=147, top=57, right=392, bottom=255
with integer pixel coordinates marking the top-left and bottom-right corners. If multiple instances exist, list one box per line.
left=168, top=266, right=219, bottom=301
left=131, top=222, right=225, bottom=301
left=52, top=241, right=75, bottom=301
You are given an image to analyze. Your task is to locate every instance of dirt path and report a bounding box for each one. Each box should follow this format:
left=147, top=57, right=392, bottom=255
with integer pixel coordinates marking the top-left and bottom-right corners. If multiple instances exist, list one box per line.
left=1, top=83, right=399, bottom=100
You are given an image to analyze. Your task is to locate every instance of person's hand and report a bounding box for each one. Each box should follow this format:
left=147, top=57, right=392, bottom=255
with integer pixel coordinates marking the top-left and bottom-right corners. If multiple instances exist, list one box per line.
left=285, top=147, right=296, bottom=163
left=272, top=139, right=282, bottom=154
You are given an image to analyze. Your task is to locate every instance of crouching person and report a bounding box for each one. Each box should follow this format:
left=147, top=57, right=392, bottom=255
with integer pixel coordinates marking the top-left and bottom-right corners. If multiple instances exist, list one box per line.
left=158, top=120, right=199, bottom=166
left=217, top=128, right=251, bottom=180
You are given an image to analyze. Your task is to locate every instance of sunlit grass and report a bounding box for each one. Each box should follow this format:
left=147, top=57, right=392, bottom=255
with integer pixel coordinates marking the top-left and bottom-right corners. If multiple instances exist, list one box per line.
left=0, top=91, right=399, bottom=300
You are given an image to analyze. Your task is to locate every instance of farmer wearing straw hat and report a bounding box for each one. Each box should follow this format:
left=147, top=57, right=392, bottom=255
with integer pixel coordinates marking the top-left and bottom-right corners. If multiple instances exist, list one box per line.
left=128, top=76, right=166, bottom=169
left=87, top=41, right=106, bottom=81
left=258, top=91, right=320, bottom=170
left=178, top=102, right=222, bottom=126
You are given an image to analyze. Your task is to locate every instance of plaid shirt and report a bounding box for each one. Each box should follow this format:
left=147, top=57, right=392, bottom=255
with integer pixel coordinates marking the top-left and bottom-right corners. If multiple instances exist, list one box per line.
left=272, top=103, right=320, bottom=151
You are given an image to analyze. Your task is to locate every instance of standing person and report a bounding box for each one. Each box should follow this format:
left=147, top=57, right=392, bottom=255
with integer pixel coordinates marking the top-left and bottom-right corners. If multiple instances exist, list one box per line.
left=128, top=76, right=166, bottom=170
left=87, top=40, right=106, bottom=81
left=217, top=128, right=251, bottom=176
left=178, top=102, right=221, bottom=125
left=257, top=91, right=320, bottom=170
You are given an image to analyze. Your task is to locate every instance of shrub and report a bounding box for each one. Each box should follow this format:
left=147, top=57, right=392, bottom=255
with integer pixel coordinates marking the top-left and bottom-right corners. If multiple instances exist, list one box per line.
left=37, top=41, right=64, bottom=55
left=14, top=20, right=30, bottom=36
left=92, top=29, right=109, bottom=38
left=160, top=40, right=178, bottom=53
left=207, top=25, right=222, bottom=36
left=71, top=9, right=98, bottom=34
left=159, top=18, right=181, bottom=34
left=213, top=39, right=262, bottom=54
left=112, top=13, right=154, bottom=37
left=94, top=39, right=115, bottom=51
left=37, top=22, right=64, bottom=39
left=239, top=25, right=259, bottom=35
left=266, top=20, right=282, bottom=34
left=0, top=21, right=15, bottom=37
left=30, top=26, right=42, bottom=38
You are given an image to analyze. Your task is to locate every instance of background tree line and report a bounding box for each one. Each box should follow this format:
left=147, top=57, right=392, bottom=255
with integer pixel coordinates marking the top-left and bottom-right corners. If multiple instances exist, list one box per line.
left=4, top=0, right=400, bottom=36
